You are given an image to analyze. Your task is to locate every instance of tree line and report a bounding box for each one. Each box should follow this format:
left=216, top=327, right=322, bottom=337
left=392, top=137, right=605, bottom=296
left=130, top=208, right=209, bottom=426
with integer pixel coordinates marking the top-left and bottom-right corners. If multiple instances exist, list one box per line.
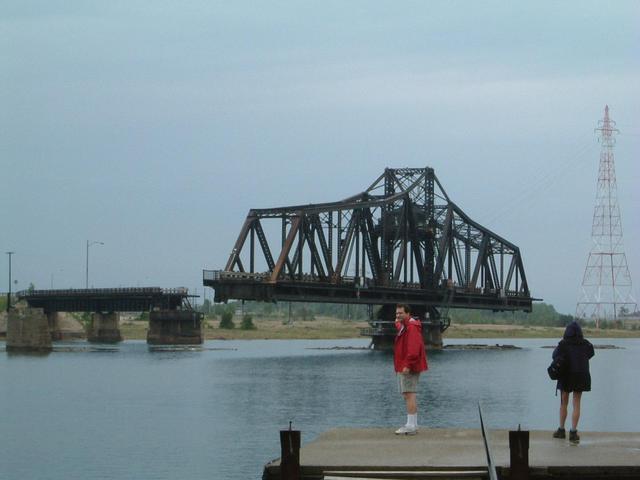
left=196, top=298, right=371, bottom=321
left=194, top=299, right=604, bottom=328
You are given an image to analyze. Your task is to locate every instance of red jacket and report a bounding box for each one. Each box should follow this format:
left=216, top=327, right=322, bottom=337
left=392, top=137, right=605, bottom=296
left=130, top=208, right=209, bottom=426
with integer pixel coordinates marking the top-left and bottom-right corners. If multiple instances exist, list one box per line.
left=394, top=317, right=428, bottom=373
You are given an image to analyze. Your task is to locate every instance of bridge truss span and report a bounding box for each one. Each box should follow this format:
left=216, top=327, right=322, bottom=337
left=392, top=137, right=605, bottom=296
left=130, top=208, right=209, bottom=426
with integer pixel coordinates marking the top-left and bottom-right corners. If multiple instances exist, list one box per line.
left=205, top=167, right=533, bottom=314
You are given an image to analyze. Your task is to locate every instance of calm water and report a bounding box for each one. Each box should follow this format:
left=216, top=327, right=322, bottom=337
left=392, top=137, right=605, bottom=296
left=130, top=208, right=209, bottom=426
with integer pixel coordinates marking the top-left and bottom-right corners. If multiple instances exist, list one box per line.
left=1, top=337, right=638, bottom=480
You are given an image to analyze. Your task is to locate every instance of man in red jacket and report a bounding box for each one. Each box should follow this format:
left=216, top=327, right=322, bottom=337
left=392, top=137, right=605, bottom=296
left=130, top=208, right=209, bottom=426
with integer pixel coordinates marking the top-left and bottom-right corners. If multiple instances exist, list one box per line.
left=394, top=304, right=428, bottom=435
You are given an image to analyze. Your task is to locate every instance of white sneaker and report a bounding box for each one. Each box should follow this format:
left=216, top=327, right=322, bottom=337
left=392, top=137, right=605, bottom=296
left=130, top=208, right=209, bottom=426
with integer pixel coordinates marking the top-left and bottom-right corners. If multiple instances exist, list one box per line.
left=394, top=425, right=417, bottom=435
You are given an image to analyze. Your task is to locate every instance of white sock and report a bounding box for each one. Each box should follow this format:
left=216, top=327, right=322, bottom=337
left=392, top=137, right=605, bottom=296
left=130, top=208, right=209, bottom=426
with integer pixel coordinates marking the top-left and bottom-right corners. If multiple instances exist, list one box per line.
left=407, top=414, right=418, bottom=428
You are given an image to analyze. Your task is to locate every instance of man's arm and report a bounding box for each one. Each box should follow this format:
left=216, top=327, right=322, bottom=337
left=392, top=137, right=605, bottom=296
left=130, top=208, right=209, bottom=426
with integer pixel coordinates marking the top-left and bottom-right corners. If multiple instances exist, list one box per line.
left=405, top=323, right=422, bottom=369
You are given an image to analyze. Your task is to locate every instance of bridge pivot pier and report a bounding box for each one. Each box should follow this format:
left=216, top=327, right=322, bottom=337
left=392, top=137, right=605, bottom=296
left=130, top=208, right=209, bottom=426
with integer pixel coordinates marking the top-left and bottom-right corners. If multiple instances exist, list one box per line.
left=147, top=310, right=203, bottom=345
left=6, top=307, right=53, bottom=352
left=369, top=304, right=444, bottom=350
left=410, top=305, right=444, bottom=350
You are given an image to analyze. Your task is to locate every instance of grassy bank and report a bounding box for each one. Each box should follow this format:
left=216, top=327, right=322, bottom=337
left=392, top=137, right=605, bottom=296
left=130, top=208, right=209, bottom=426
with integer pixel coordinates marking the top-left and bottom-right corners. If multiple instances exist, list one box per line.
left=121, top=316, right=370, bottom=340
left=445, top=323, right=639, bottom=339
left=117, top=316, right=640, bottom=341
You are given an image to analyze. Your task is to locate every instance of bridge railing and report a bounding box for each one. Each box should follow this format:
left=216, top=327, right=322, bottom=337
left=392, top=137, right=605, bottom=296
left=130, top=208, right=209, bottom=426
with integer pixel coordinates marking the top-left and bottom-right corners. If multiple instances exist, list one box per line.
left=17, top=287, right=190, bottom=298
left=205, top=270, right=526, bottom=300
left=204, top=270, right=269, bottom=282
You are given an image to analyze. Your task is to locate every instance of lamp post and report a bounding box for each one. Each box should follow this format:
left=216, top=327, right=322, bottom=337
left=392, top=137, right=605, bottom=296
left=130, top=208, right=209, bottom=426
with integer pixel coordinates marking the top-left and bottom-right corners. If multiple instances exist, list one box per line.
left=51, top=268, right=63, bottom=289
left=85, top=240, right=104, bottom=289
left=6, top=251, right=14, bottom=312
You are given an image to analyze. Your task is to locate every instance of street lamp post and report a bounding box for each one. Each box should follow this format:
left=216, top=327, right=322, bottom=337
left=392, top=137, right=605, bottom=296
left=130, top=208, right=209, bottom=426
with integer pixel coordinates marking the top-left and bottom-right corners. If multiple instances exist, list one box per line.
left=6, top=251, right=14, bottom=312
left=85, top=240, right=104, bottom=289
left=51, top=269, right=63, bottom=289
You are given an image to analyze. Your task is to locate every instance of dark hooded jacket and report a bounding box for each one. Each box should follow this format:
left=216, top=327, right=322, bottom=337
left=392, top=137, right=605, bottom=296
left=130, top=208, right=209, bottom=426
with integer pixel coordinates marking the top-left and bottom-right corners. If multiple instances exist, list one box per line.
left=552, top=321, right=594, bottom=392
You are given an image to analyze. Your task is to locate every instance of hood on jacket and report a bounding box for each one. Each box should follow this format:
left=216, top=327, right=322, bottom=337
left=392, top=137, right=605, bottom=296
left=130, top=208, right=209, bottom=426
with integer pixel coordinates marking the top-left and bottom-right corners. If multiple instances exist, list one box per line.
left=563, top=321, right=583, bottom=339
left=405, top=317, right=423, bottom=331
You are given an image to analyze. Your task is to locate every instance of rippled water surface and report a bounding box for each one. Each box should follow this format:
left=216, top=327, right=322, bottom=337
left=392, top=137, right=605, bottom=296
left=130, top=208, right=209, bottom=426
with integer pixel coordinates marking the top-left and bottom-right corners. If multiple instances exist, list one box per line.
left=1, top=337, right=638, bottom=479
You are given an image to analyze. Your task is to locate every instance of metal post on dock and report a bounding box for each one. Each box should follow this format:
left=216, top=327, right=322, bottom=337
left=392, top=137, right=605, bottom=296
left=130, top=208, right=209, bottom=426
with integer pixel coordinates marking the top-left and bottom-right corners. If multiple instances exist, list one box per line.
left=509, top=426, right=530, bottom=480
left=478, top=403, right=498, bottom=480
left=279, top=422, right=300, bottom=480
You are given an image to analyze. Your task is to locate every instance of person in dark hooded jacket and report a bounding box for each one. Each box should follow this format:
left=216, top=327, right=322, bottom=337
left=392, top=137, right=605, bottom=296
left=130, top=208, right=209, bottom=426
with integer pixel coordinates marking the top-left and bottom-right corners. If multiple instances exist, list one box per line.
left=552, top=321, right=594, bottom=444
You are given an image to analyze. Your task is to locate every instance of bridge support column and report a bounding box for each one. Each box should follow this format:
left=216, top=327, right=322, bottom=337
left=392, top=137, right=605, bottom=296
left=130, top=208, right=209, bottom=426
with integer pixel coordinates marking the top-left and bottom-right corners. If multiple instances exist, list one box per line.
left=47, top=312, right=84, bottom=340
left=87, top=312, right=122, bottom=343
left=147, top=310, right=203, bottom=345
left=47, top=312, right=63, bottom=340
left=369, top=304, right=396, bottom=350
left=410, top=305, right=444, bottom=350
left=370, top=334, right=395, bottom=350
left=47, top=312, right=76, bottom=341
left=6, top=307, right=52, bottom=352
left=423, top=323, right=443, bottom=350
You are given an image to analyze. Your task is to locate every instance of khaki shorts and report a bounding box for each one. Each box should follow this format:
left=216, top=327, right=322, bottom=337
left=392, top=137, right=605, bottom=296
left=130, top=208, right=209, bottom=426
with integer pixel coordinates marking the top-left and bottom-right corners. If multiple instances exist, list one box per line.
left=398, top=372, right=420, bottom=393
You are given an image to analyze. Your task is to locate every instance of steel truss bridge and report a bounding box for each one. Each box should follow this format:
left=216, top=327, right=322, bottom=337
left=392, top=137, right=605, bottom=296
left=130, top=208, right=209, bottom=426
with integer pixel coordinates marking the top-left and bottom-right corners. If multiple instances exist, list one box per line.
left=204, top=167, right=533, bottom=342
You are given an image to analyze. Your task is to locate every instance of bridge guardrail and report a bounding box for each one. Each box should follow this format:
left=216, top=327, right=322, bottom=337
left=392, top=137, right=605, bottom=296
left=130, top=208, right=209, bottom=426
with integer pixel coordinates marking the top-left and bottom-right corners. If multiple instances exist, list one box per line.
left=17, top=287, right=190, bottom=298
left=206, top=271, right=525, bottom=295
left=204, top=270, right=270, bottom=282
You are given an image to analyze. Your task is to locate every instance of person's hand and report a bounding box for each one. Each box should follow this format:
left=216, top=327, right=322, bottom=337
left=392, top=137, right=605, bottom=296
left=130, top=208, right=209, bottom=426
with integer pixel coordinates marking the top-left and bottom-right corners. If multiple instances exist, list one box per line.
left=401, top=367, right=410, bottom=374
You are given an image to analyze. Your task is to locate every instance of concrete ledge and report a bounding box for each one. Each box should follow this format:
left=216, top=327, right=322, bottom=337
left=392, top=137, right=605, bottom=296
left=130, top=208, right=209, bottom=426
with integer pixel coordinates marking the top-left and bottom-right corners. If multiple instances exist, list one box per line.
left=264, top=428, right=640, bottom=479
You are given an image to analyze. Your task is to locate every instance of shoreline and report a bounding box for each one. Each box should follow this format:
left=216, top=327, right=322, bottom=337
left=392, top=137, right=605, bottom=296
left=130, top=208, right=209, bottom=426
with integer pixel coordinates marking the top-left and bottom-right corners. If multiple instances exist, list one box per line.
left=123, top=317, right=640, bottom=341
left=2, top=316, right=638, bottom=342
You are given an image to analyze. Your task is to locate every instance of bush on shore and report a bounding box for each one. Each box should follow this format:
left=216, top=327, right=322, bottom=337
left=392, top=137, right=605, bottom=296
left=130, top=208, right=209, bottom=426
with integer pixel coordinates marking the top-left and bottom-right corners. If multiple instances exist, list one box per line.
left=240, top=315, right=257, bottom=330
left=219, top=311, right=235, bottom=329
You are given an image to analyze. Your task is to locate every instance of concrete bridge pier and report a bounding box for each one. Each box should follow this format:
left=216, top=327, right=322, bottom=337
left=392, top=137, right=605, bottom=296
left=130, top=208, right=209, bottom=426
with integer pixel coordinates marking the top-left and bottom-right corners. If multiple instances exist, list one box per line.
left=370, top=304, right=444, bottom=350
left=369, top=304, right=442, bottom=350
left=87, top=312, right=122, bottom=343
left=147, top=310, right=203, bottom=345
left=422, top=323, right=443, bottom=349
left=410, top=305, right=444, bottom=350
left=47, top=312, right=63, bottom=340
left=6, top=307, right=53, bottom=352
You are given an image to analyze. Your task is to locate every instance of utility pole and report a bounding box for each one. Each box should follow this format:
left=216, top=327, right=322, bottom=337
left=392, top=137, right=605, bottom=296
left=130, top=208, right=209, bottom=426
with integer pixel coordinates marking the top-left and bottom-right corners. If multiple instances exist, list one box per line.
left=86, top=240, right=104, bottom=289
left=576, top=106, right=637, bottom=327
left=6, top=251, right=14, bottom=312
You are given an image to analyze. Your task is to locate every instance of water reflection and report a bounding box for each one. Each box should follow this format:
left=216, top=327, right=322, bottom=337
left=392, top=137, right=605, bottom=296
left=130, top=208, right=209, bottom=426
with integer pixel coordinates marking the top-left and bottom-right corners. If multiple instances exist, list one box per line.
left=0, top=338, right=638, bottom=480
left=5, top=349, right=52, bottom=358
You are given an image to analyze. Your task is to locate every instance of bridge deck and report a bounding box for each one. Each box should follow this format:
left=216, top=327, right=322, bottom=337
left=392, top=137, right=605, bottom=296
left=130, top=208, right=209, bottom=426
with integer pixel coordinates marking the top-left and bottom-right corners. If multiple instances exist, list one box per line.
left=17, top=287, right=194, bottom=313
left=205, top=270, right=533, bottom=311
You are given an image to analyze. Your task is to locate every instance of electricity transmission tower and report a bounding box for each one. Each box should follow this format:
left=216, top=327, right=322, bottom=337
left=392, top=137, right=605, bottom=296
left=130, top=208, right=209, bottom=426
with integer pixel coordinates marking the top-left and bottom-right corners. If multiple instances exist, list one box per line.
left=576, top=105, right=637, bottom=327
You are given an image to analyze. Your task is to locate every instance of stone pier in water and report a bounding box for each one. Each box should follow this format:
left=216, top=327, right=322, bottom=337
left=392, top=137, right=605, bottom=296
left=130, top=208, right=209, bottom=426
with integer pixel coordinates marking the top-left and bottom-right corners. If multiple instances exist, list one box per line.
left=369, top=304, right=444, bottom=350
left=87, top=312, right=122, bottom=343
left=6, top=307, right=53, bottom=352
left=147, top=310, right=203, bottom=345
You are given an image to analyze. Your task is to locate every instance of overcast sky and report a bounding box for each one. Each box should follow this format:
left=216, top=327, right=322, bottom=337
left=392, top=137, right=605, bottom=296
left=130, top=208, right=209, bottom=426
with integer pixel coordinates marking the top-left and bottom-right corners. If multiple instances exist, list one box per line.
left=1, top=1, right=638, bottom=314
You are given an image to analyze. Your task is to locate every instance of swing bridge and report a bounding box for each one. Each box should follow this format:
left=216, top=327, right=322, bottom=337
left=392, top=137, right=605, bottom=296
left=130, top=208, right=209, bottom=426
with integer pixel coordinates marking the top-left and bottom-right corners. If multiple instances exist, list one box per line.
left=203, top=167, right=534, bottom=347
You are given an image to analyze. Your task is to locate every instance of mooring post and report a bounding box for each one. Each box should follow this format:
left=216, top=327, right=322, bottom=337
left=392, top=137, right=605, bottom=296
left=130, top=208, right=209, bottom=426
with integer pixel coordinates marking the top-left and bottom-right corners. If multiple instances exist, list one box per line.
left=509, top=426, right=529, bottom=480
left=280, top=422, right=300, bottom=480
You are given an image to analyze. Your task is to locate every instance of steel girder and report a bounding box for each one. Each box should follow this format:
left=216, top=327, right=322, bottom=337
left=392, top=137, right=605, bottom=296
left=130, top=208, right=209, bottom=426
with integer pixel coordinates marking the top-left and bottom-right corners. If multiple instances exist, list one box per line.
left=206, top=167, right=532, bottom=312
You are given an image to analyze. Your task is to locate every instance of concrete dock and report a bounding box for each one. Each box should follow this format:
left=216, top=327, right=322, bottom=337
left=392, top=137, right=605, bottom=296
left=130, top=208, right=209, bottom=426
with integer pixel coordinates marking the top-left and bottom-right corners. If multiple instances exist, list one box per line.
left=263, top=428, right=640, bottom=479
